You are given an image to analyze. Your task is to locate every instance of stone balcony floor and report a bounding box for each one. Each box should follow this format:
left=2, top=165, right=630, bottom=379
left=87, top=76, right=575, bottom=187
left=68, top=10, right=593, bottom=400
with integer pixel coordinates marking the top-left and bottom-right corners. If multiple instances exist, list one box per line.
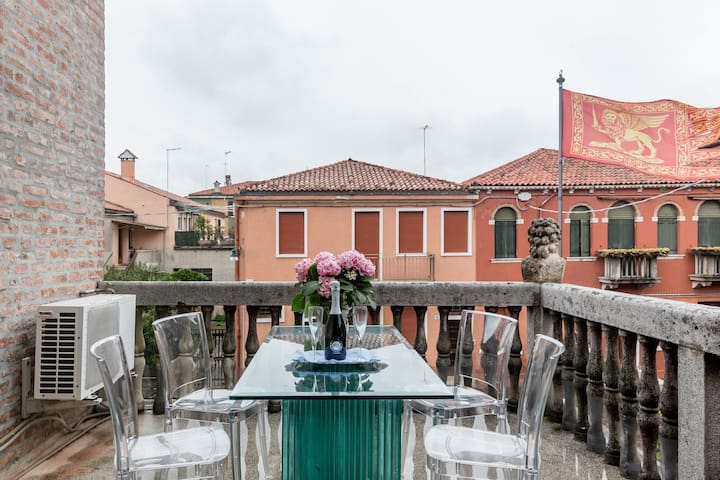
left=23, top=409, right=623, bottom=479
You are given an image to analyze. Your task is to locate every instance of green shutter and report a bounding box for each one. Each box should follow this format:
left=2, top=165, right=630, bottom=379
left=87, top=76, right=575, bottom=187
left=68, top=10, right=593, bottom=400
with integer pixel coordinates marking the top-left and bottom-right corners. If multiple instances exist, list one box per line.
left=658, top=218, right=677, bottom=253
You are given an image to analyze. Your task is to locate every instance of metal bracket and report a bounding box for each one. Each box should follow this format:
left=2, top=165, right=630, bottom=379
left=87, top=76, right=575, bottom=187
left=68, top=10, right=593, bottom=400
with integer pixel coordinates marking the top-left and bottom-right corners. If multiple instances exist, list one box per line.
left=21, top=357, right=103, bottom=419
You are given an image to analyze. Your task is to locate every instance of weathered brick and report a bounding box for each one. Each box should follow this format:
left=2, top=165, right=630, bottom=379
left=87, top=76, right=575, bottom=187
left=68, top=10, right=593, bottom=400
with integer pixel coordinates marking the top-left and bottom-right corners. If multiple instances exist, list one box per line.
left=0, top=0, right=105, bottom=470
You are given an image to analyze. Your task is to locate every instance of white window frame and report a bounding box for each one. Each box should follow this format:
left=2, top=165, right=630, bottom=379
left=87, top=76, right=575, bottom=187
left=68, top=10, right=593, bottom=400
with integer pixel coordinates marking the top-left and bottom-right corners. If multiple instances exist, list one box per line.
left=441, top=208, right=472, bottom=256
left=275, top=208, right=307, bottom=258
left=395, top=208, right=427, bottom=256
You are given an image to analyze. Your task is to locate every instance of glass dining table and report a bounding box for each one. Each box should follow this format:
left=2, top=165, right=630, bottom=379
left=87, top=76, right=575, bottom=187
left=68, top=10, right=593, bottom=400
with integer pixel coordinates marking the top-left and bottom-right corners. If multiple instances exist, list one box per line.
left=230, top=325, right=452, bottom=479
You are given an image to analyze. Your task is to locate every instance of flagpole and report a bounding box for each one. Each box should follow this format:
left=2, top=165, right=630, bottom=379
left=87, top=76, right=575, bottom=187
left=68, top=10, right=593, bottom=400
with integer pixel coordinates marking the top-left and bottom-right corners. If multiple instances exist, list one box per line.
left=557, top=70, right=565, bottom=257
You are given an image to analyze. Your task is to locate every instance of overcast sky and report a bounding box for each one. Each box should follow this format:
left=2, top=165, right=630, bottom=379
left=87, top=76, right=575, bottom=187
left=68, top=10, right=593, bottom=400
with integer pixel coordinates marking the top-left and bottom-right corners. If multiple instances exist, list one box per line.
left=105, top=0, right=720, bottom=196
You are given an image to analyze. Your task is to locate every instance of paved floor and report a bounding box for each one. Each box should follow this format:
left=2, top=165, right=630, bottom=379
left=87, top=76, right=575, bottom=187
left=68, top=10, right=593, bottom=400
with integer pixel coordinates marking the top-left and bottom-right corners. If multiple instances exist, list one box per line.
left=22, top=408, right=624, bottom=479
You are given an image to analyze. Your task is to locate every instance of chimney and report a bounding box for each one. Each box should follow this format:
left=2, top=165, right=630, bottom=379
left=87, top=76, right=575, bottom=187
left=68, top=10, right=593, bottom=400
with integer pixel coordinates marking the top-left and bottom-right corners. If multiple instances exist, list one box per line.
left=118, top=149, right=137, bottom=180
left=225, top=174, right=232, bottom=187
left=213, top=180, right=221, bottom=194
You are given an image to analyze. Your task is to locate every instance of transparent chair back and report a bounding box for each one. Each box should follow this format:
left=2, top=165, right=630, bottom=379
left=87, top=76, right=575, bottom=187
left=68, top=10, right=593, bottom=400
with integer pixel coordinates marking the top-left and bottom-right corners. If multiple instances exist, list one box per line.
left=153, top=311, right=215, bottom=406
left=90, top=334, right=229, bottom=479
left=453, top=310, right=518, bottom=404
left=515, top=334, right=565, bottom=474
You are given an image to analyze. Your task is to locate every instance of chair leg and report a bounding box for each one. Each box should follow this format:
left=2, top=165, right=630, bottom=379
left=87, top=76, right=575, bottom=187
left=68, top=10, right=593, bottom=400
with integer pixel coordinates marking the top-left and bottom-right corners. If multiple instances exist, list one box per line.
left=400, top=403, right=413, bottom=479
left=230, top=417, right=243, bottom=480
left=256, top=402, right=271, bottom=479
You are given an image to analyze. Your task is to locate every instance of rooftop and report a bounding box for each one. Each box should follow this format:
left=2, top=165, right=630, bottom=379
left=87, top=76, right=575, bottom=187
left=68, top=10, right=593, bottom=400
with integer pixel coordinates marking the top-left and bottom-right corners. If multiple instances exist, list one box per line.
left=240, top=158, right=465, bottom=194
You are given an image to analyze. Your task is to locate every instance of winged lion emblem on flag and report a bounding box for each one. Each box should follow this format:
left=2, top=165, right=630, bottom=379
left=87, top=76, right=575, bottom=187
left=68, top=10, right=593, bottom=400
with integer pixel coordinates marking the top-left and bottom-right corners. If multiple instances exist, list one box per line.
left=589, top=106, right=670, bottom=163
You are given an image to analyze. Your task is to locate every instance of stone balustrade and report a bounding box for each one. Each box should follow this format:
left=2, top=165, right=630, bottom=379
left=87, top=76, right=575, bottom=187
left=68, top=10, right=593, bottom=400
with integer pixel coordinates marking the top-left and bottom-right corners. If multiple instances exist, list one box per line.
left=99, top=279, right=720, bottom=479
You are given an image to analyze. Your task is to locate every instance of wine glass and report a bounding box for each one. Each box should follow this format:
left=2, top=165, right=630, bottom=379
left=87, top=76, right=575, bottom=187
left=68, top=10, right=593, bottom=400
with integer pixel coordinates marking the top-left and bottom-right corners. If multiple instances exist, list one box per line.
left=305, top=306, right=323, bottom=361
left=352, top=305, right=368, bottom=347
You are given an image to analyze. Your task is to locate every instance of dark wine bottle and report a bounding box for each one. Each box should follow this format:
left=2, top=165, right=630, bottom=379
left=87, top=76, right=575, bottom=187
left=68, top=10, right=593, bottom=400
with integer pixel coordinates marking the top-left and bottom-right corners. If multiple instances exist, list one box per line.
left=324, top=279, right=347, bottom=360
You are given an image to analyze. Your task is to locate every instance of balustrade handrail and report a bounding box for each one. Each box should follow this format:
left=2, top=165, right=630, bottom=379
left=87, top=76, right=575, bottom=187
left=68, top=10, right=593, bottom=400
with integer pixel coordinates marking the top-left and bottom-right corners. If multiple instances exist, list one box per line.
left=98, top=279, right=719, bottom=354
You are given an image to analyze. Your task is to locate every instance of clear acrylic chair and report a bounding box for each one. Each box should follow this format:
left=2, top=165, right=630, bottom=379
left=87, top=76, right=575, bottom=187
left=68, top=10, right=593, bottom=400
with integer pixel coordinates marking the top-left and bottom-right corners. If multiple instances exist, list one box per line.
left=153, top=311, right=270, bottom=480
left=405, top=310, right=518, bottom=430
left=424, top=334, right=565, bottom=480
left=90, top=334, right=230, bottom=480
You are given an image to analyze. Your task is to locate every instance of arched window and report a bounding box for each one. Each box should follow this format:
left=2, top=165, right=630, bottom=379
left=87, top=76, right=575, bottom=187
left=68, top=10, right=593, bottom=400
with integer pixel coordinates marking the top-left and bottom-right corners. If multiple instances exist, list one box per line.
left=608, top=201, right=634, bottom=249
left=569, top=206, right=591, bottom=257
left=494, top=207, right=516, bottom=259
left=698, top=200, right=720, bottom=247
left=657, top=204, right=678, bottom=253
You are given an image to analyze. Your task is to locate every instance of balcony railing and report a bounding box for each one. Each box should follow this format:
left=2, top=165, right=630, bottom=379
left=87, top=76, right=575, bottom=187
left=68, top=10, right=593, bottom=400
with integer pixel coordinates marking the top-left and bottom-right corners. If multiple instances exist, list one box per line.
left=380, top=254, right=434, bottom=280
left=597, top=248, right=667, bottom=289
left=99, top=279, right=720, bottom=479
left=690, top=247, right=720, bottom=288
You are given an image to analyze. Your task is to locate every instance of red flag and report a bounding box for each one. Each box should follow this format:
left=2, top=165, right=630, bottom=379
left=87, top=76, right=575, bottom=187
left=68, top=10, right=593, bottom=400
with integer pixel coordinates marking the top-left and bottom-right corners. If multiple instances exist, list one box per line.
left=562, top=90, right=720, bottom=179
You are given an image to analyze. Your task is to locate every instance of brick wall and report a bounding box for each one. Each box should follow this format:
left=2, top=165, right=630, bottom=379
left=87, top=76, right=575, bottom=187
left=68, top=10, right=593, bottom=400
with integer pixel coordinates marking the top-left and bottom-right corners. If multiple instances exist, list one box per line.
left=0, top=0, right=105, bottom=471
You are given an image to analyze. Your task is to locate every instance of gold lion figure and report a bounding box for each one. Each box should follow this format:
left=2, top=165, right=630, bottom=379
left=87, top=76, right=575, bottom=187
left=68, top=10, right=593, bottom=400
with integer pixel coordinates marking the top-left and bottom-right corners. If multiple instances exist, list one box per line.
left=588, top=106, right=670, bottom=163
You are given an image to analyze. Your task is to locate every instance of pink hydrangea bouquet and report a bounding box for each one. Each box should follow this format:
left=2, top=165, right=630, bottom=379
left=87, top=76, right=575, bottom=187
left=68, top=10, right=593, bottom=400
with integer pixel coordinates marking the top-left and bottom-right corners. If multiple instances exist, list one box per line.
left=291, top=250, right=377, bottom=313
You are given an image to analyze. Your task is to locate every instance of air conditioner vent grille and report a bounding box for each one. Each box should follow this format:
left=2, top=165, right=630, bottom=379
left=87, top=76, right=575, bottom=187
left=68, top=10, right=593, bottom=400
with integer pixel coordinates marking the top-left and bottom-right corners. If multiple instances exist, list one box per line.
left=37, top=313, right=78, bottom=395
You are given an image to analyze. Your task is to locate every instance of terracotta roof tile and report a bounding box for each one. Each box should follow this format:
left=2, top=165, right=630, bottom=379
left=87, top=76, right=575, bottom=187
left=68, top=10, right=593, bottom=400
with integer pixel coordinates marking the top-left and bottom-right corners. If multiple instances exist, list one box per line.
left=240, top=159, right=464, bottom=194
left=463, top=148, right=718, bottom=188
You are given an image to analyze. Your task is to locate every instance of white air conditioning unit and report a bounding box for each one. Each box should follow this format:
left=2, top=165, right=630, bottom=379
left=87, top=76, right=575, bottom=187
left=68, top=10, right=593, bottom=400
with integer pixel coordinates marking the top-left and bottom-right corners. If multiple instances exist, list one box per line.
left=34, top=294, right=136, bottom=400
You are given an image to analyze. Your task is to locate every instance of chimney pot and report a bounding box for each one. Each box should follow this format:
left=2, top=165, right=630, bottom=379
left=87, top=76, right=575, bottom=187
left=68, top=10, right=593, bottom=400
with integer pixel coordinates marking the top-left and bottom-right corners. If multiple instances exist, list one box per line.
left=225, top=174, right=231, bottom=186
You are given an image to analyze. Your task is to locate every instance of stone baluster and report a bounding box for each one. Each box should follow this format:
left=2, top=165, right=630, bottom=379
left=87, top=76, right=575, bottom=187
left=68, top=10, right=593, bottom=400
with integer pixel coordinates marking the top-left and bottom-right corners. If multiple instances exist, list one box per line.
left=369, top=306, right=381, bottom=325
left=638, top=335, right=660, bottom=480
left=603, top=325, right=621, bottom=466
left=133, top=307, right=146, bottom=412
left=269, top=306, right=282, bottom=327
left=413, top=306, right=428, bottom=359
left=390, top=305, right=404, bottom=331
left=201, top=305, right=214, bottom=355
left=245, top=305, right=260, bottom=366
left=222, top=305, right=237, bottom=388
left=506, top=305, right=523, bottom=413
left=435, top=305, right=453, bottom=383
left=153, top=306, right=171, bottom=415
left=574, top=315, right=589, bottom=442
left=547, top=309, right=563, bottom=423
left=561, top=313, right=576, bottom=431
left=586, top=320, right=605, bottom=453
left=659, top=341, right=678, bottom=480
left=619, top=330, right=641, bottom=478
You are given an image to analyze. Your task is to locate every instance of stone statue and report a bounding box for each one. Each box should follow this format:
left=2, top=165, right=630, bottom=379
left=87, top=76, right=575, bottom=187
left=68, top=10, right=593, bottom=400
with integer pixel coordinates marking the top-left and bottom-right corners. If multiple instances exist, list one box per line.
left=521, top=217, right=566, bottom=283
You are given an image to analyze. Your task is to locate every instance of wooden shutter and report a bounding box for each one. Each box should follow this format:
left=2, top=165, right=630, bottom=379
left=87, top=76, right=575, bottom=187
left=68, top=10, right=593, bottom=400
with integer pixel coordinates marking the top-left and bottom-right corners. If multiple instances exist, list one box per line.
left=354, top=212, right=380, bottom=255
left=443, top=211, right=468, bottom=253
left=657, top=205, right=678, bottom=253
left=278, top=211, right=304, bottom=255
left=398, top=211, right=423, bottom=254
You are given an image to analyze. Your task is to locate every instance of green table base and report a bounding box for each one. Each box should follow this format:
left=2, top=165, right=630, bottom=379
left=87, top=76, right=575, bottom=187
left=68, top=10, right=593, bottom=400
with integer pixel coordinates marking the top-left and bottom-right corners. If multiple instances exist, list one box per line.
left=282, top=399, right=402, bottom=480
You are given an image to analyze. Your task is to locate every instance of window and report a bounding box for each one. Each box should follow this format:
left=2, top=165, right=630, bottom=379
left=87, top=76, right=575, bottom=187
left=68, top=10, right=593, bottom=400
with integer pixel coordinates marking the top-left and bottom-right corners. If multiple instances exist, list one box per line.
left=569, top=206, right=591, bottom=257
left=494, top=207, right=516, bottom=259
left=442, top=209, right=471, bottom=255
left=657, top=204, right=678, bottom=253
left=276, top=209, right=306, bottom=257
left=698, top=200, right=720, bottom=247
left=608, top=201, right=635, bottom=249
left=397, top=209, right=425, bottom=254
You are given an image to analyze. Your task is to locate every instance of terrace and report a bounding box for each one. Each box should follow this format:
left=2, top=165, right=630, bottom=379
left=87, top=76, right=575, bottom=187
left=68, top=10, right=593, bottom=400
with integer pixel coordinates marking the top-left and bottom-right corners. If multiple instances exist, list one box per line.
left=17, top=279, right=720, bottom=479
